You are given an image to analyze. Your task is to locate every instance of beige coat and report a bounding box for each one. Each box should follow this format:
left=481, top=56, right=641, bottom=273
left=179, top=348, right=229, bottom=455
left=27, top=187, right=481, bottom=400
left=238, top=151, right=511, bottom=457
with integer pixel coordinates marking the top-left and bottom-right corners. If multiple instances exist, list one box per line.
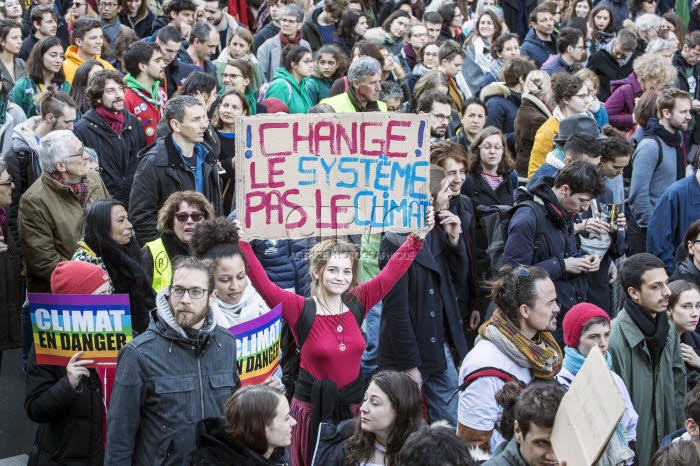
left=18, top=171, right=109, bottom=292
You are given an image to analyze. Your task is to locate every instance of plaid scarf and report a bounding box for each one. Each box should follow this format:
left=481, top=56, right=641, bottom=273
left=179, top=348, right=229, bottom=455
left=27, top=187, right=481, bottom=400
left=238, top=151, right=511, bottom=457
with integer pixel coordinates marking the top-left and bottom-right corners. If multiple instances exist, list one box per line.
left=50, top=172, right=89, bottom=206
left=478, top=309, right=562, bottom=380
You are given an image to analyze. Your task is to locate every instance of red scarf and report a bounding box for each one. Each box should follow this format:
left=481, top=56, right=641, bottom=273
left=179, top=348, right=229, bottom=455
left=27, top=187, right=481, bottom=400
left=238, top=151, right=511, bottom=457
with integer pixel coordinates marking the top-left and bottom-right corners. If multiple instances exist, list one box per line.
left=95, top=106, right=125, bottom=135
left=279, top=30, right=302, bottom=48
left=50, top=172, right=88, bottom=206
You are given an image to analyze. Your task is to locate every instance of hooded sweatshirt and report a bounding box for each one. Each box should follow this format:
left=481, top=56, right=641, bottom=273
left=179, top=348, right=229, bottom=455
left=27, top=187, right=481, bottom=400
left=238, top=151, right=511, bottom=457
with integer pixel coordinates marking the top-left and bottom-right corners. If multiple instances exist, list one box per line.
left=123, top=73, right=167, bottom=144
left=263, top=67, right=313, bottom=114
left=62, top=45, right=115, bottom=84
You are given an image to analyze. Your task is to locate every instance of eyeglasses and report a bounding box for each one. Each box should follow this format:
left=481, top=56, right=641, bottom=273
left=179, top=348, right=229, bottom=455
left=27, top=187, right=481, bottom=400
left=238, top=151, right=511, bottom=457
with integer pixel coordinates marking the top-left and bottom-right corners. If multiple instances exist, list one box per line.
left=222, top=73, right=243, bottom=79
left=72, top=2, right=85, bottom=6
left=424, top=51, right=439, bottom=57
left=0, top=175, right=12, bottom=186
left=412, top=32, right=428, bottom=38
left=170, top=285, right=211, bottom=299
left=387, top=105, right=401, bottom=112
left=280, top=18, right=298, bottom=24
left=431, top=113, right=452, bottom=122
left=99, top=2, right=118, bottom=8
left=573, top=93, right=592, bottom=101
left=67, top=144, right=85, bottom=158
left=175, top=212, right=205, bottom=222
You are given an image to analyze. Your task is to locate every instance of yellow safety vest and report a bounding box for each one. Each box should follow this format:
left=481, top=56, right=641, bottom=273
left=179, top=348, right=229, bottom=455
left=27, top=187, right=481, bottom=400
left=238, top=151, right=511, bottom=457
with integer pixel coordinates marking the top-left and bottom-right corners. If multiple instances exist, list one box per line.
left=320, top=92, right=387, bottom=113
left=145, top=238, right=171, bottom=293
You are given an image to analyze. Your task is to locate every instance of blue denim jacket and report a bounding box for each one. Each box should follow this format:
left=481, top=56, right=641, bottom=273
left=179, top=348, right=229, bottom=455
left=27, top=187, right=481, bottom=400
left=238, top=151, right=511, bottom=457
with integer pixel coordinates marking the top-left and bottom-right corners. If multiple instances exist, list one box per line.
left=105, top=293, right=240, bottom=465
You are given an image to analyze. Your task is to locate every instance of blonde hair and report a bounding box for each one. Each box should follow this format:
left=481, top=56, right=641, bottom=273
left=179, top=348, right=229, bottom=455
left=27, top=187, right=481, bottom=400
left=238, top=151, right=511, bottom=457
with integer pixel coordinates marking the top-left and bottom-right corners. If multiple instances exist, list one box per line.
left=523, top=70, right=551, bottom=100
left=575, top=68, right=600, bottom=92
left=308, top=240, right=360, bottom=296
left=632, top=53, right=676, bottom=85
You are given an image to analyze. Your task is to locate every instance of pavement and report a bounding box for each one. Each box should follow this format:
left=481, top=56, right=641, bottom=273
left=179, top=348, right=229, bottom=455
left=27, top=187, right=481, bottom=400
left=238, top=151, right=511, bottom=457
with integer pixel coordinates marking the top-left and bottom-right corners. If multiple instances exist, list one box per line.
left=0, top=349, right=36, bottom=464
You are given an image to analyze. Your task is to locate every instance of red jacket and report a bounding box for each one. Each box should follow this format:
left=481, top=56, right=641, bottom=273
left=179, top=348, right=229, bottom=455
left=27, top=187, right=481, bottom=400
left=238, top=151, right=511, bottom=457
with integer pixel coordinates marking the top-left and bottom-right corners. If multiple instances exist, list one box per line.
left=124, top=86, right=167, bottom=145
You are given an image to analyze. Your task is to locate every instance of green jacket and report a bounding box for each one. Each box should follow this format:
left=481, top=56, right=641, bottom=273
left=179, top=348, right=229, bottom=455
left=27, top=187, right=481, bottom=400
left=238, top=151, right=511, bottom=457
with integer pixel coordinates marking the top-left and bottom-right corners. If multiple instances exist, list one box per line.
left=10, top=77, right=71, bottom=118
left=305, top=76, right=333, bottom=105
left=609, top=309, right=686, bottom=466
left=264, top=68, right=313, bottom=115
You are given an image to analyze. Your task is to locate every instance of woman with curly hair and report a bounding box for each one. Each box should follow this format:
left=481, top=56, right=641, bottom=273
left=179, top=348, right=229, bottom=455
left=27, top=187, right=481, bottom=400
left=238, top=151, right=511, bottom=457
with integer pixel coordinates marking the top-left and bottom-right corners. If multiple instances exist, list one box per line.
left=587, top=4, right=615, bottom=55
left=313, top=371, right=423, bottom=465
left=306, top=45, right=346, bottom=105
left=333, top=10, right=368, bottom=58
left=605, top=53, right=676, bottom=133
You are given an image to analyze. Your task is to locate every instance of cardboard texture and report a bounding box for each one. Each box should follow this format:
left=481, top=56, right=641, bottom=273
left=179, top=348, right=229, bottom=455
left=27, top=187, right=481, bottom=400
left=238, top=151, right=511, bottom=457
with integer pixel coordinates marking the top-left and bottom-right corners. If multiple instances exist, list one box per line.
left=551, top=346, right=626, bottom=466
left=235, top=113, right=431, bottom=240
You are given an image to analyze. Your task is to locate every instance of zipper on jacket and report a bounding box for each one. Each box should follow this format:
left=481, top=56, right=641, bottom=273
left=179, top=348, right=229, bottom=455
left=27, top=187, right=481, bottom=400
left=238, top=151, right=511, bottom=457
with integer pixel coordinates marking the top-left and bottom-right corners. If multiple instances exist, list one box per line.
left=197, top=355, right=205, bottom=418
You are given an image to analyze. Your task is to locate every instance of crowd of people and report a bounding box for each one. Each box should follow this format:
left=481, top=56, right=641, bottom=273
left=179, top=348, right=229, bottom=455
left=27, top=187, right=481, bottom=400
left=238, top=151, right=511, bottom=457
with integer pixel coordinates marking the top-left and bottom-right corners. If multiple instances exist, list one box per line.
left=2, top=0, right=700, bottom=463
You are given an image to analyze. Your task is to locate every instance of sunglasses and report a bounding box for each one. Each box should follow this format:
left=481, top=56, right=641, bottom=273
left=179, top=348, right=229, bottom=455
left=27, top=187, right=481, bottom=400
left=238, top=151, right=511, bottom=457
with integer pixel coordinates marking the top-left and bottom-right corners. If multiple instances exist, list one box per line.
left=175, top=212, right=204, bottom=222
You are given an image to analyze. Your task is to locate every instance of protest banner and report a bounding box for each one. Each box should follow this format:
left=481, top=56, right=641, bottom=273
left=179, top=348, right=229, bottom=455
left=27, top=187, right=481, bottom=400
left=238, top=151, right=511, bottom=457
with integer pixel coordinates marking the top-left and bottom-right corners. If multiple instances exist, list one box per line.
left=229, top=303, right=282, bottom=386
left=29, top=293, right=132, bottom=367
left=551, top=346, right=627, bottom=466
left=235, top=113, right=431, bottom=240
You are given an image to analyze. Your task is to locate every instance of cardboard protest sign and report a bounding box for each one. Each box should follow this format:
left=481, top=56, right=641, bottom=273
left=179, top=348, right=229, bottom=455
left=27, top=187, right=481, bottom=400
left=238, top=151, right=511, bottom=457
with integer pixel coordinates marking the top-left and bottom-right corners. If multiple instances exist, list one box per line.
left=229, top=303, right=282, bottom=386
left=29, top=293, right=132, bottom=367
left=551, top=346, right=627, bottom=466
left=235, top=113, right=431, bottom=240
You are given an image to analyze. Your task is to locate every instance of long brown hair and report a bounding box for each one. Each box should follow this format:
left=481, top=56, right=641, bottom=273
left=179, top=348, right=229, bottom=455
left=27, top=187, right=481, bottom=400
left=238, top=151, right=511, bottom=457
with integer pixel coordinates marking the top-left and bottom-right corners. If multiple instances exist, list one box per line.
left=468, top=126, right=515, bottom=175
left=345, top=371, right=423, bottom=466
left=308, top=239, right=359, bottom=296
left=225, top=385, right=285, bottom=455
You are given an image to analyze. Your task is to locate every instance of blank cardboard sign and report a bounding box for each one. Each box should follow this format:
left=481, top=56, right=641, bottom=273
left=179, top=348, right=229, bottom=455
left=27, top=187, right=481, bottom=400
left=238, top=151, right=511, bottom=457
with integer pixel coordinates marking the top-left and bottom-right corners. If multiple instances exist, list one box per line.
left=551, top=346, right=627, bottom=466
left=234, top=113, right=431, bottom=240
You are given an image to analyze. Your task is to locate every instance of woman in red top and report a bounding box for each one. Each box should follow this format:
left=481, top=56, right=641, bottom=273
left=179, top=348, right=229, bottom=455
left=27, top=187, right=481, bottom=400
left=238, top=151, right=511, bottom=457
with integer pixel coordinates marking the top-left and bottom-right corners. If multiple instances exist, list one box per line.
left=237, top=209, right=433, bottom=466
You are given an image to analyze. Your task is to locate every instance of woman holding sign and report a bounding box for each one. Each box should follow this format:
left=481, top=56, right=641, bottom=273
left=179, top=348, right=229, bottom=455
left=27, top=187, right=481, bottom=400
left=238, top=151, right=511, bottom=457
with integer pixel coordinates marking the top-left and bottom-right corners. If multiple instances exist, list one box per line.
left=25, top=261, right=111, bottom=466
left=236, top=206, right=434, bottom=466
left=556, top=303, right=638, bottom=464
left=190, top=217, right=282, bottom=388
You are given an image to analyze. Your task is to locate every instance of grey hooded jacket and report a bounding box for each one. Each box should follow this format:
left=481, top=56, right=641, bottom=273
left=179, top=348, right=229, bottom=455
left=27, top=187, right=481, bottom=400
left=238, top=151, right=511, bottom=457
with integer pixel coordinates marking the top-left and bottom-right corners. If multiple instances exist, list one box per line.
left=105, top=290, right=240, bottom=466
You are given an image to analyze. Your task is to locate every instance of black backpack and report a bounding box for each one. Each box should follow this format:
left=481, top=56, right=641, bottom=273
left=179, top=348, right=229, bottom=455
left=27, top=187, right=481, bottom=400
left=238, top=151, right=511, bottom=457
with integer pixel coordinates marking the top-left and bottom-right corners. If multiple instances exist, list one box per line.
left=622, top=135, right=663, bottom=196
left=476, top=200, right=547, bottom=274
left=280, top=299, right=364, bottom=400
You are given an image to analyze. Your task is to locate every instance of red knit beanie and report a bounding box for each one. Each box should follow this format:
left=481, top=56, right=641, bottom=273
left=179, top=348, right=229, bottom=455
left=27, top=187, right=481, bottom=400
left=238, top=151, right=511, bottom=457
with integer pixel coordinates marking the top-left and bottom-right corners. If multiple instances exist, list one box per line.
left=261, top=98, right=289, bottom=114
left=51, top=261, right=111, bottom=295
left=562, top=303, right=611, bottom=349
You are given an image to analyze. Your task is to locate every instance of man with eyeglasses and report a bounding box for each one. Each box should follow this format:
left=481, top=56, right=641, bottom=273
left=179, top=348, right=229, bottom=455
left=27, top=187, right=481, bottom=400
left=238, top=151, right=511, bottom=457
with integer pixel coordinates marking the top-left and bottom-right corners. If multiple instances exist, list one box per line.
left=418, top=90, right=455, bottom=143
left=74, top=70, right=146, bottom=209
left=588, top=28, right=639, bottom=101
left=17, top=130, right=109, bottom=294
left=98, top=0, right=130, bottom=61
left=398, top=23, right=429, bottom=74
left=257, top=4, right=311, bottom=82
left=63, top=16, right=115, bottom=84
left=106, top=255, right=240, bottom=466
left=122, top=41, right=167, bottom=145
left=253, top=0, right=297, bottom=53
left=129, top=95, right=222, bottom=245
left=541, top=27, right=585, bottom=75
left=609, top=253, right=685, bottom=466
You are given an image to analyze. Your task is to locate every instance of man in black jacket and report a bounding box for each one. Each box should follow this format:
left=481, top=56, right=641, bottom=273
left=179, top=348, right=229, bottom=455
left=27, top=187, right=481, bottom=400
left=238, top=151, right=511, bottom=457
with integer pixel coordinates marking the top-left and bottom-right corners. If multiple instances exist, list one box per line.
left=129, top=95, right=222, bottom=245
left=155, top=26, right=198, bottom=97
left=74, top=69, right=147, bottom=209
left=672, top=31, right=700, bottom=151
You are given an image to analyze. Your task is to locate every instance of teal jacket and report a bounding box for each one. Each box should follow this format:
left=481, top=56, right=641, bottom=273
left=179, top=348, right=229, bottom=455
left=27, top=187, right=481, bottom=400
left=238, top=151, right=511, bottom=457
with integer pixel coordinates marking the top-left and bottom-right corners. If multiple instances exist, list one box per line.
left=10, top=77, right=71, bottom=118
left=264, top=68, right=313, bottom=114
left=609, top=309, right=686, bottom=466
left=305, top=76, right=333, bottom=105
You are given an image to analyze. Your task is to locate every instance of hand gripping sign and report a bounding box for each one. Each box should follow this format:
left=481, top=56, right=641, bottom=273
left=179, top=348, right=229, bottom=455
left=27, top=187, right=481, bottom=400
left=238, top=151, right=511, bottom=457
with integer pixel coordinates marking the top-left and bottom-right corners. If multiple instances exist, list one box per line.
left=235, top=113, right=431, bottom=240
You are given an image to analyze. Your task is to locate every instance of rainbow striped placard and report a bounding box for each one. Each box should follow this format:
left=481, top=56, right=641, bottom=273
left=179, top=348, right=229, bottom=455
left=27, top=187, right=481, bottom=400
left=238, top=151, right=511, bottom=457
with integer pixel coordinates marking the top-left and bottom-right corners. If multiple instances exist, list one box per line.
left=29, top=293, right=133, bottom=367
left=229, top=303, right=282, bottom=386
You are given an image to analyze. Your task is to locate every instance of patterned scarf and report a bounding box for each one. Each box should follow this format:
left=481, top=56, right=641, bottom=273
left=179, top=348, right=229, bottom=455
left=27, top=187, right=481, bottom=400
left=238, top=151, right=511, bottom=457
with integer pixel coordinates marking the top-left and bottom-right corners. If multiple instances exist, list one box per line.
left=478, top=309, right=562, bottom=379
left=50, top=172, right=88, bottom=206
left=279, top=30, right=302, bottom=48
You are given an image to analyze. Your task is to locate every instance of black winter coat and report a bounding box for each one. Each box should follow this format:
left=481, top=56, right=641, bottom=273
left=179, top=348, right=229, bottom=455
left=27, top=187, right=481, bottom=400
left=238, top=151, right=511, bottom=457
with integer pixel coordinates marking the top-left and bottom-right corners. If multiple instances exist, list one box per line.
left=74, top=108, right=147, bottom=208
left=5, top=137, right=40, bottom=249
left=24, top=346, right=104, bottom=466
left=670, top=257, right=700, bottom=289
left=587, top=48, right=639, bottom=102
left=462, top=169, right=518, bottom=281
left=164, top=58, right=199, bottom=97
left=185, top=417, right=289, bottom=466
left=682, top=331, right=700, bottom=390
left=501, top=177, right=587, bottom=345
left=129, top=134, right=222, bottom=245
left=672, top=51, right=700, bottom=144
left=378, top=229, right=469, bottom=375
left=311, top=419, right=355, bottom=466
left=449, top=195, right=480, bottom=324
left=0, top=215, right=22, bottom=351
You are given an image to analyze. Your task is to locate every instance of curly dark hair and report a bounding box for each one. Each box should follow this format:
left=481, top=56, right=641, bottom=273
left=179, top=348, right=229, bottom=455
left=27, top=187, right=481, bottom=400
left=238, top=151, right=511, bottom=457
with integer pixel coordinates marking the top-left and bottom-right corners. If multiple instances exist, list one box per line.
left=600, top=125, right=632, bottom=162
left=550, top=72, right=584, bottom=107
left=487, top=265, right=551, bottom=324
left=85, top=69, right=123, bottom=109
left=189, top=217, right=245, bottom=270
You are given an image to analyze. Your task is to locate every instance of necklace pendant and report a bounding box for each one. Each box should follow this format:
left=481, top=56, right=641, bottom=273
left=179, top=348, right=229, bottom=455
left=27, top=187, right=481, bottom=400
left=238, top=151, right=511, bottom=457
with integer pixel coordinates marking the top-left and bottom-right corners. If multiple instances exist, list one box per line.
left=339, top=343, right=346, bottom=351
left=337, top=324, right=343, bottom=332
